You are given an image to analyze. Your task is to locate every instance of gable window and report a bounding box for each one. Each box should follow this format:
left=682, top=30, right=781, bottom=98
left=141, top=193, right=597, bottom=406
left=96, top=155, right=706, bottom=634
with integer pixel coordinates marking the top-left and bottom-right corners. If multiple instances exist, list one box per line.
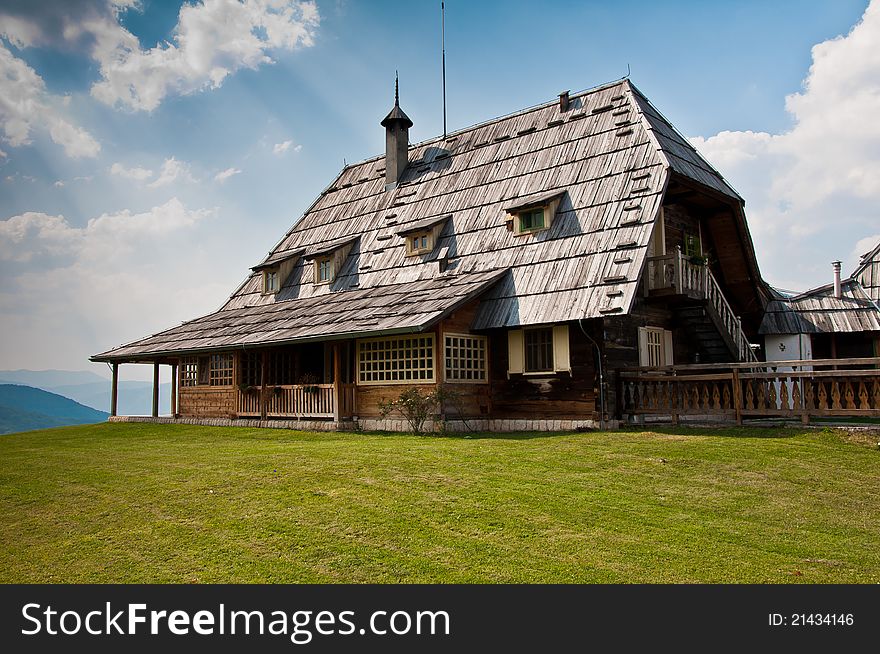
left=357, top=335, right=435, bottom=384
left=316, top=256, right=334, bottom=283
left=684, top=233, right=702, bottom=258
left=263, top=269, right=279, bottom=294
left=507, top=325, right=571, bottom=376
left=518, top=208, right=545, bottom=233
left=638, top=327, right=674, bottom=367
left=407, top=231, right=433, bottom=256
left=444, top=333, right=488, bottom=383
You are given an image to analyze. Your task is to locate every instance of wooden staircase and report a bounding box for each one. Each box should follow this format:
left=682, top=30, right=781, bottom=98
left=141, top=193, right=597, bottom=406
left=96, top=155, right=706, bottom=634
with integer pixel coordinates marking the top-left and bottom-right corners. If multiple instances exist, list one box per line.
left=645, top=248, right=757, bottom=363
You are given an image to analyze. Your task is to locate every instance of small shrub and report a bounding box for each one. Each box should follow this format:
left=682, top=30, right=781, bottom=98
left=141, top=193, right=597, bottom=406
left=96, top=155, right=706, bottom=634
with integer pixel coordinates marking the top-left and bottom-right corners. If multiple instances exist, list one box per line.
left=378, top=386, right=454, bottom=434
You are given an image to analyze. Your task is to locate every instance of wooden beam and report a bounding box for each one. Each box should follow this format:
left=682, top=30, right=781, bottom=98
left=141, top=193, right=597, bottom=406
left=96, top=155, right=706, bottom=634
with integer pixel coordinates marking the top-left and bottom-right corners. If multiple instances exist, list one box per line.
left=260, top=350, right=268, bottom=422
left=152, top=362, right=159, bottom=418
left=110, top=362, right=119, bottom=417
left=170, top=362, right=178, bottom=417
left=333, top=342, right=341, bottom=423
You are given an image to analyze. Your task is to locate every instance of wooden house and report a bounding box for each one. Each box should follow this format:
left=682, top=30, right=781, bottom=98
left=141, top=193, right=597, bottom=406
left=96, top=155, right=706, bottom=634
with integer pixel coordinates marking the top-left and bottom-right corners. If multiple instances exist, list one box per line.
left=92, top=79, right=766, bottom=430
left=761, top=259, right=880, bottom=363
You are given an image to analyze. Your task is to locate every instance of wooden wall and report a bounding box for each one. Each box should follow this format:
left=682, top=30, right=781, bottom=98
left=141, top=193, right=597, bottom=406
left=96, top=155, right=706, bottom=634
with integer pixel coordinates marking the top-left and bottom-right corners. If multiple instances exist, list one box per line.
left=662, top=203, right=702, bottom=254
left=487, top=323, right=598, bottom=420
left=179, top=386, right=236, bottom=418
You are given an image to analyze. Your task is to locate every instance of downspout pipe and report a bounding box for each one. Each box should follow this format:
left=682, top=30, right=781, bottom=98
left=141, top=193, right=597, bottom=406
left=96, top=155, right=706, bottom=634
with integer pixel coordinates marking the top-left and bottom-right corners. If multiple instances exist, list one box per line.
left=578, top=318, right=605, bottom=429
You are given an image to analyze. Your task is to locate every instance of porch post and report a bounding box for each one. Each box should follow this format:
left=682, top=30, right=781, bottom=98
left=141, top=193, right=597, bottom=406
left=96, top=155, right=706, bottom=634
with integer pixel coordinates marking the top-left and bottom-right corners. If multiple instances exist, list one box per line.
left=332, top=342, right=341, bottom=423
left=170, top=362, right=178, bottom=418
left=152, top=362, right=159, bottom=417
left=260, top=350, right=268, bottom=421
left=110, top=362, right=119, bottom=417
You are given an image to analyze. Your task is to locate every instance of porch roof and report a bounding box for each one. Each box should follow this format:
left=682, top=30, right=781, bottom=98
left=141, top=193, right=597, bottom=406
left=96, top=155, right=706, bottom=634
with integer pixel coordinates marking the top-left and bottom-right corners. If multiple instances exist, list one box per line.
left=759, top=279, right=880, bottom=335
left=91, top=268, right=507, bottom=362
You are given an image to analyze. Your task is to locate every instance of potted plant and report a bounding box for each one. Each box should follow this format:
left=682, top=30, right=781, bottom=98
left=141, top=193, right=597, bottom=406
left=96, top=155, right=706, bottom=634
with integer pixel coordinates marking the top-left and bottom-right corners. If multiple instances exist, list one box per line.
left=299, top=372, right=320, bottom=394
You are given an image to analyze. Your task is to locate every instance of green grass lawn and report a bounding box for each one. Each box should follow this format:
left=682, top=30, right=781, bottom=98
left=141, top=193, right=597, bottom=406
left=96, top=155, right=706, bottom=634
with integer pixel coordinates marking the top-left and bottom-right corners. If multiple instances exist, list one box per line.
left=1, top=423, right=878, bottom=583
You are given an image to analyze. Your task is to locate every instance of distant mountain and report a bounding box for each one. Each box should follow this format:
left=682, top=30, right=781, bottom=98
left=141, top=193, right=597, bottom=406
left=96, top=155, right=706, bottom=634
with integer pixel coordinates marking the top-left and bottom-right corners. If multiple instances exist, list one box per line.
left=0, top=370, right=171, bottom=415
left=0, top=385, right=108, bottom=435
left=0, top=369, right=108, bottom=388
left=49, top=381, right=172, bottom=415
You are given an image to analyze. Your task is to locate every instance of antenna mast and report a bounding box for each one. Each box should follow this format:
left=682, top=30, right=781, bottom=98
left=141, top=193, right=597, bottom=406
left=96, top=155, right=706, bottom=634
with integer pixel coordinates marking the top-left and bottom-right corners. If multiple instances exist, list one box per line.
left=441, top=1, right=447, bottom=138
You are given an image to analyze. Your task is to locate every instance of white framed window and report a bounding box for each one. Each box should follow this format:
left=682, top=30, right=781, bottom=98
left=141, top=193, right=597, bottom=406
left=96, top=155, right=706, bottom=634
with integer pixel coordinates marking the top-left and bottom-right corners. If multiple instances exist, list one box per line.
left=638, top=327, right=674, bottom=367
left=180, top=357, right=198, bottom=387
left=315, top=256, right=333, bottom=283
left=406, top=231, right=433, bottom=256
left=507, top=325, right=571, bottom=376
left=209, top=353, right=234, bottom=386
left=263, top=269, right=279, bottom=294
left=357, top=334, right=435, bottom=384
left=444, top=333, right=488, bottom=383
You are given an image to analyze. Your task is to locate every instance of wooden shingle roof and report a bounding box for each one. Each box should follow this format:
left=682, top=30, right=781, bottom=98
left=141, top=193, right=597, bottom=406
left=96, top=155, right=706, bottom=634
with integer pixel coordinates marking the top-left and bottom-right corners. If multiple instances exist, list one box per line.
left=93, top=79, right=744, bottom=361
left=759, top=280, right=880, bottom=335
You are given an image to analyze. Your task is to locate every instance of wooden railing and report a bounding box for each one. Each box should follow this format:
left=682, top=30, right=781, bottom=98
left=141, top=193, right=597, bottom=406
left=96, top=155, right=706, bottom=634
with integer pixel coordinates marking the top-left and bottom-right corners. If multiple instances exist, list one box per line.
left=238, top=384, right=336, bottom=419
left=645, top=248, right=757, bottom=362
left=619, top=357, right=880, bottom=423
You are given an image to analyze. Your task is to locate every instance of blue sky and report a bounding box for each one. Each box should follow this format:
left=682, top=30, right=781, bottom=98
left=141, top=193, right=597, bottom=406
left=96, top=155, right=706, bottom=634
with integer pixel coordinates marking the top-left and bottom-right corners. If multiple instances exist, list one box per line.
left=1, top=0, right=877, bottom=378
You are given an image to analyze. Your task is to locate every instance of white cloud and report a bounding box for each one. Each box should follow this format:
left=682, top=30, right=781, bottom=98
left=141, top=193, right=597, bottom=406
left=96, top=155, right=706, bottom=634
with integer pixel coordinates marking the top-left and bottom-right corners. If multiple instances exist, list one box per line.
left=147, top=157, right=195, bottom=188
left=214, top=167, right=242, bottom=182
left=110, top=162, right=154, bottom=181
left=54, top=180, right=64, bottom=188
left=89, top=0, right=320, bottom=111
left=273, top=139, right=300, bottom=155
left=689, top=0, right=880, bottom=290
left=0, top=41, right=101, bottom=158
left=0, top=198, right=212, bottom=265
left=0, top=196, right=224, bottom=372
left=0, top=147, right=6, bottom=158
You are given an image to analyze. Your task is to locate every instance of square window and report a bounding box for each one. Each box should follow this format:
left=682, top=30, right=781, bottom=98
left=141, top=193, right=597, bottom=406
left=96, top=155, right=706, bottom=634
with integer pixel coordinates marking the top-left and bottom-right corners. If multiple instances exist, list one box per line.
left=518, top=208, right=545, bottom=232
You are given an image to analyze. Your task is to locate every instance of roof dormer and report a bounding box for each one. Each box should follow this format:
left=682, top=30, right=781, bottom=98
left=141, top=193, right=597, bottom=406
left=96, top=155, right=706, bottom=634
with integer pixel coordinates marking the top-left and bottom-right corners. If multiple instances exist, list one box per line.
left=503, top=190, right=565, bottom=236
left=396, top=214, right=450, bottom=257
left=303, top=236, right=357, bottom=286
left=251, top=249, right=303, bottom=295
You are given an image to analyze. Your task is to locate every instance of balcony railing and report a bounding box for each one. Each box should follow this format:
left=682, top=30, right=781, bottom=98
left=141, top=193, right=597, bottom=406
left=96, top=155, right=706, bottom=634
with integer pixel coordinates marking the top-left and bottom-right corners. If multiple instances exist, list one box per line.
left=237, top=383, right=356, bottom=419
left=619, top=357, right=880, bottom=423
left=645, top=248, right=757, bottom=363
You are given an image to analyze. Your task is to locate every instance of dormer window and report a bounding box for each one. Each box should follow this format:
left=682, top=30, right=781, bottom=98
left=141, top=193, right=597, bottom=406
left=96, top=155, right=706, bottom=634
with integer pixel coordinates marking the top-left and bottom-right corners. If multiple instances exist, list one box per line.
left=517, top=208, right=545, bottom=233
left=263, top=269, right=279, bottom=294
left=251, top=248, right=303, bottom=296
left=503, top=190, right=565, bottom=237
left=396, top=214, right=451, bottom=257
left=407, top=231, right=433, bottom=256
left=302, top=236, right=358, bottom=288
left=316, top=256, right=334, bottom=283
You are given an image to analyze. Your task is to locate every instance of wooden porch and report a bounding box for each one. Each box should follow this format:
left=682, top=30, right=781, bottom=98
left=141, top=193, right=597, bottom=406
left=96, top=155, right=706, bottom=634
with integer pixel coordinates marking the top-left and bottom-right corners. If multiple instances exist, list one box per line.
left=237, top=383, right=357, bottom=419
left=619, top=357, right=880, bottom=424
left=645, top=248, right=757, bottom=362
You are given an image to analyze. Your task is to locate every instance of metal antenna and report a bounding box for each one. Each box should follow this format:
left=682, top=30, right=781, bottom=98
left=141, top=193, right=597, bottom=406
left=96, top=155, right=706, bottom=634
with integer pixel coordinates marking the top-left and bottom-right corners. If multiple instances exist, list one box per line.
left=626, top=63, right=631, bottom=78
left=395, top=70, right=399, bottom=106
left=441, top=1, right=447, bottom=138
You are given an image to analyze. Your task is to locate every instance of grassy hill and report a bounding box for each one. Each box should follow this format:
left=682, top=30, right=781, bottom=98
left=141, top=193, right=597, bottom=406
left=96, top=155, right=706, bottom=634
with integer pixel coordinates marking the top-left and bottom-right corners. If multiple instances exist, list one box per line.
left=0, top=422, right=878, bottom=583
left=0, top=385, right=108, bottom=434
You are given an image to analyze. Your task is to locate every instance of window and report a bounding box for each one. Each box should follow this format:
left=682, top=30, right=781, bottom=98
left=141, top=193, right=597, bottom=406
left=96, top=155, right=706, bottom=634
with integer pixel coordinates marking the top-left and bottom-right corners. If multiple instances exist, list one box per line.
left=316, top=256, right=333, bottom=283
left=518, top=208, right=545, bottom=233
left=357, top=335, right=435, bottom=384
left=406, top=231, right=432, bottom=255
left=684, top=233, right=701, bottom=258
left=444, top=333, right=488, bottom=383
left=263, top=269, right=279, bottom=294
left=209, top=354, right=233, bottom=386
left=507, top=325, right=571, bottom=375
left=180, top=357, right=198, bottom=387
left=638, top=327, right=673, bottom=367
left=524, top=327, right=553, bottom=372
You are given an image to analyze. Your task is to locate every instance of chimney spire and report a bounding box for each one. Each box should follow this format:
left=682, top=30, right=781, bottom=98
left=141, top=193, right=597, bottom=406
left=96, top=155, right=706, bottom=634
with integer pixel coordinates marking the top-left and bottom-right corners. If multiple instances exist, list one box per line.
left=832, top=260, right=842, bottom=299
left=381, top=74, right=413, bottom=190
